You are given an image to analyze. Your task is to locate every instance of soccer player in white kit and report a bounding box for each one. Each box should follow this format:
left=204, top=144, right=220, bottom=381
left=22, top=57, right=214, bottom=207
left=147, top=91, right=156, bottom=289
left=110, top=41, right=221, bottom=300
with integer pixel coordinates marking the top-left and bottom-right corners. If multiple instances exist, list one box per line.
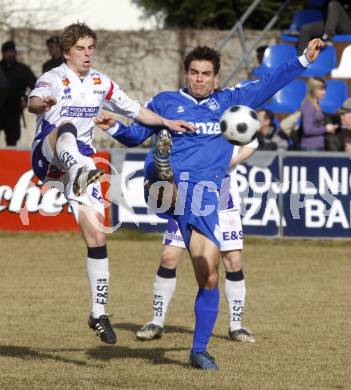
left=28, top=23, right=193, bottom=345
left=135, top=140, right=258, bottom=342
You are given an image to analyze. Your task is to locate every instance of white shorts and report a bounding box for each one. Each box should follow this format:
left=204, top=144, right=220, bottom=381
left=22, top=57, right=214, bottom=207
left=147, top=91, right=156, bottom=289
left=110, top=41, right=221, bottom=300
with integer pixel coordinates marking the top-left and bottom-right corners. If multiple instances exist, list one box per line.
left=32, top=136, right=105, bottom=223
left=162, top=209, right=243, bottom=252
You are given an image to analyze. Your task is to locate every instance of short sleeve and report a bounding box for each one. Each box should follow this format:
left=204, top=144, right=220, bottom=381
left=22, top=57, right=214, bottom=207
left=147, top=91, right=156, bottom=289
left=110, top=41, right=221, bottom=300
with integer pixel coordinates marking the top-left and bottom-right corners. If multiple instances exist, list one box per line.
left=29, top=72, right=56, bottom=99
left=246, top=137, right=259, bottom=149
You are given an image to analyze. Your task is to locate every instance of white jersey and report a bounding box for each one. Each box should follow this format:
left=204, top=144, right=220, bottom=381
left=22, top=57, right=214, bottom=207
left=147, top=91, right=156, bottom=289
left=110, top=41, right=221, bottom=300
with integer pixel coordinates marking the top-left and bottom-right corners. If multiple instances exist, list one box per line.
left=220, top=138, right=259, bottom=211
left=30, top=63, right=141, bottom=155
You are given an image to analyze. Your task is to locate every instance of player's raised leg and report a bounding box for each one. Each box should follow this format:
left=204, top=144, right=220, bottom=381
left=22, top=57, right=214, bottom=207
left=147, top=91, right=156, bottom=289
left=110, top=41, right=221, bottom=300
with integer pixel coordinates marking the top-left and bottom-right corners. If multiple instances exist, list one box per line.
left=145, top=129, right=178, bottom=214
left=50, top=122, right=104, bottom=196
left=154, top=129, right=173, bottom=181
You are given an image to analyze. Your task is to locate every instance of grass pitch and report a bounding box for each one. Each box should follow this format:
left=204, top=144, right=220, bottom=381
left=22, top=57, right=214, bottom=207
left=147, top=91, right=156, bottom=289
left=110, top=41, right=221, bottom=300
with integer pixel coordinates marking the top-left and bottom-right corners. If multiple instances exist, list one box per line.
left=0, top=232, right=350, bottom=389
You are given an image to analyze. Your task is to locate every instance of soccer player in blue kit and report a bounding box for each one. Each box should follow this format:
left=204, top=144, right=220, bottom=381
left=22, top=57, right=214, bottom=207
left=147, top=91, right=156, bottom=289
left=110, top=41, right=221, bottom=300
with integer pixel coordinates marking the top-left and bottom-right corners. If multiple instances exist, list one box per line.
left=95, top=38, right=324, bottom=370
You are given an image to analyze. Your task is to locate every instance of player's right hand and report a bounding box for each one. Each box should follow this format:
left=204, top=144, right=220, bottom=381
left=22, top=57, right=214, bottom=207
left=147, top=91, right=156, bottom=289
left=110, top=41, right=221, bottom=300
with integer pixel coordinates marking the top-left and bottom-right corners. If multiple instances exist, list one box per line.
left=43, top=96, right=57, bottom=112
left=94, top=111, right=115, bottom=130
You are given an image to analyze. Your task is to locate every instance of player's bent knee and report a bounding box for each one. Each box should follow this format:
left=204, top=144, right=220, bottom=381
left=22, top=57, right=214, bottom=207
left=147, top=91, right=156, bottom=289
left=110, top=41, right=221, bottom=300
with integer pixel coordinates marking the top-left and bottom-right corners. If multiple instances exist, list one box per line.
left=57, top=121, right=77, bottom=138
left=198, top=273, right=218, bottom=289
left=160, top=254, right=177, bottom=268
left=207, top=272, right=219, bottom=288
left=195, top=268, right=219, bottom=288
left=160, top=246, right=182, bottom=268
left=222, top=250, right=242, bottom=271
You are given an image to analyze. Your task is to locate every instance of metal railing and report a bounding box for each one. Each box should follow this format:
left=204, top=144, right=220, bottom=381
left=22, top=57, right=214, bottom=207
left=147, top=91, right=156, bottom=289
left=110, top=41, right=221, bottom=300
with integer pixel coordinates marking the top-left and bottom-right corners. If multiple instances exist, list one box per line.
left=217, top=0, right=294, bottom=87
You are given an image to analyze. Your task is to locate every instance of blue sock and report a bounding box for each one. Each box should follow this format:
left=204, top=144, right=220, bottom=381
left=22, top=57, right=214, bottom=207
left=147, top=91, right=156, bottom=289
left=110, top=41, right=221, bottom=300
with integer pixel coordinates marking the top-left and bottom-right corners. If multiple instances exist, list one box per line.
left=191, top=287, right=220, bottom=354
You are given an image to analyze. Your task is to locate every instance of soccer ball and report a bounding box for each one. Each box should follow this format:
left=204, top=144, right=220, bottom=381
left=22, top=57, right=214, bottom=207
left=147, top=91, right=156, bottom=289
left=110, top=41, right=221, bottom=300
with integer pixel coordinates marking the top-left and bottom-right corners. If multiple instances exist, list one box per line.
left=219, top=105, right=260, bottom=146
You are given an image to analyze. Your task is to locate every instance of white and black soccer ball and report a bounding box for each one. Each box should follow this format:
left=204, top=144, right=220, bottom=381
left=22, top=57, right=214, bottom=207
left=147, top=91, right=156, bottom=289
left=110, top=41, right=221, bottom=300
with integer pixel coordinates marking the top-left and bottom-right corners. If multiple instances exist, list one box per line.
left=219, top=105, right=260, bottom=146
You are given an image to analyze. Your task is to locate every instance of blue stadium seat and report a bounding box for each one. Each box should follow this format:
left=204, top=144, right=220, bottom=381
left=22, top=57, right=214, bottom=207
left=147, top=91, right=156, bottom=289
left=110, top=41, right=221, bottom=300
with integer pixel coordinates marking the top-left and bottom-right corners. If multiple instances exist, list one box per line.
left=320, top=80, right=348, bottom=113
left=261, top=79, right=307, bottom=113
left=302, top=45, right=337, bottom=77
left=252, top=44, right=297, bottom=77
left=333, top=34, right=351, bottom=42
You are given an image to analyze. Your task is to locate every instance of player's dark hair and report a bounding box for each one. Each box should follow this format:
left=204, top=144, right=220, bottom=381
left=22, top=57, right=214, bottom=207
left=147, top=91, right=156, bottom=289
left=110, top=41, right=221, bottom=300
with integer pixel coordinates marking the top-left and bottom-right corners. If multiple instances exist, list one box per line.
left=184, top=46, right=221, bottom=75
left=60, top=22, right=97, bottom=59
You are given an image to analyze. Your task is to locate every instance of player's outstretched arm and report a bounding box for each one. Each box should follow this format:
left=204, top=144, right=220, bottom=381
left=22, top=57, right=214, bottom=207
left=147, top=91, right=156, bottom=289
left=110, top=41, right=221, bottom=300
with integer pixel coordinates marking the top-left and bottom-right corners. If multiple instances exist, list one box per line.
left=94, top=111, right=154, bottom=147
left=232, top=38, right=325, bottom=110
left=136, top=106, right=195, bottom=133
left=28, top=96, right=57, bottom=114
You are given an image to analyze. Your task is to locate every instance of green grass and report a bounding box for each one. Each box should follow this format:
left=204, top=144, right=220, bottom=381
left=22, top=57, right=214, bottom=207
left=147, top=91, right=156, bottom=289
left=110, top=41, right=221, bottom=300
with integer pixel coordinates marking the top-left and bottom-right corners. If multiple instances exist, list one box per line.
left=1, top=233, right=350, bottom=389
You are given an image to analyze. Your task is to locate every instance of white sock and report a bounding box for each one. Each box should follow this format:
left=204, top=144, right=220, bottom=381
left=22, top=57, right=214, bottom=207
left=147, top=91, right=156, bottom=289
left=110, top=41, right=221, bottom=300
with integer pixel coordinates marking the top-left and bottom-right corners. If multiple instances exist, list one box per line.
left=87, top=256, right=109, bottom=318
left=225, top=278, right=246, bottom=331
left=56, top=132, right=82, bottom=179
left=151, top=275, right=176, bottom=327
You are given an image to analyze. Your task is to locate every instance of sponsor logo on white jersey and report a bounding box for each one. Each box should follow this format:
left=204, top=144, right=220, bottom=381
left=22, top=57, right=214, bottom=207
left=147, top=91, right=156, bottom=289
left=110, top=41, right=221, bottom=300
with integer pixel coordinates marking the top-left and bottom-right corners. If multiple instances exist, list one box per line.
left=60, top=106, right=99, bottom=118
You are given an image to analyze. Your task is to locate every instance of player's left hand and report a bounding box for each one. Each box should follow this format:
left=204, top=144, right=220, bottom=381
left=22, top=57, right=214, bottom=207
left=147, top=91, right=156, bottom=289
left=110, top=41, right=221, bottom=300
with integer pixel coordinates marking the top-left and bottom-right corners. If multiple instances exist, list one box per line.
left=164, top=119, right=196, bottom=133
left=304, top=38, right=325, bottom=63
left=94, top=111, right=115, bottom=130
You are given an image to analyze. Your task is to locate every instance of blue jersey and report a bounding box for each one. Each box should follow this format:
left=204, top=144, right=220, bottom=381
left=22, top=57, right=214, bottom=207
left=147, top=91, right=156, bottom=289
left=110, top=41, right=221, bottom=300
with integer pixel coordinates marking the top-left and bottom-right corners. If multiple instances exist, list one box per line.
left=110, top=56, right=307, bottom=188
left=109, top=55, right=309, bottom=247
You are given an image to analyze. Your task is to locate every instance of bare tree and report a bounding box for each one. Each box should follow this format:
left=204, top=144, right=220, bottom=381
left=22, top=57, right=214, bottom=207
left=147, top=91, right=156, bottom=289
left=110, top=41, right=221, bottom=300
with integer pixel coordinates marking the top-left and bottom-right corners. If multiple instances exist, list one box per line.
left=0, top=0, right=83, bottom=37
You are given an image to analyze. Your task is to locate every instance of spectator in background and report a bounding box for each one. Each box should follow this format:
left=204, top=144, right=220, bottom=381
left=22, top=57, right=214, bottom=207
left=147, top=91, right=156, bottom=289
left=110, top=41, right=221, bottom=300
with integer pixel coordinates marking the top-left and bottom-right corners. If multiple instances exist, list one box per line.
left=0, top=41, right=36, bottom=146
left=297, top=1, right=351, bottom=54
left=42, top=36, right=63, bottom=73
left=337, top=98, right=351, bottom=151
left=343, top=135, right=351, bottom=153
left=300, top=77, right=338, bottom=151
left=256, top=45, right=268, bottom=65
left=0, top=66, right=8, bottom=110
left=256, top=108, right=289, bottom=150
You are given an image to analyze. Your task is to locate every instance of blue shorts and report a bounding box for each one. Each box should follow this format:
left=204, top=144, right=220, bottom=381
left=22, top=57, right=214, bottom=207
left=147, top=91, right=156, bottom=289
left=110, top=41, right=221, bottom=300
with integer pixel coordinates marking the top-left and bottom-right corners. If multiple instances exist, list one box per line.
left=32, top=138, right=51, bottom=181
left=174, top=181, right=220, bottom=249
left=144, top=157, right=221, bottom=249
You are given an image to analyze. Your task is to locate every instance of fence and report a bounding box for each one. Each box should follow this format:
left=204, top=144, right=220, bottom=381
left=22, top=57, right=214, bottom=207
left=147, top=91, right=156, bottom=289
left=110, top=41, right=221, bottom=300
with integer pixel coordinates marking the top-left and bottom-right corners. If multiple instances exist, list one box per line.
left=1, top=149, right=351, bottom=238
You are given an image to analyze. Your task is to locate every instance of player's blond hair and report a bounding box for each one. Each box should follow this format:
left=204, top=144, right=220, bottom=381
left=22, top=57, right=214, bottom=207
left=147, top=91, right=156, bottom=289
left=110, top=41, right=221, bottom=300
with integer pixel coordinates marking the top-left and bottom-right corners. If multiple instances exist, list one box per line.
left=305, top=77, right=326, bottom=111
left=60, top=22, right=97, bottom=58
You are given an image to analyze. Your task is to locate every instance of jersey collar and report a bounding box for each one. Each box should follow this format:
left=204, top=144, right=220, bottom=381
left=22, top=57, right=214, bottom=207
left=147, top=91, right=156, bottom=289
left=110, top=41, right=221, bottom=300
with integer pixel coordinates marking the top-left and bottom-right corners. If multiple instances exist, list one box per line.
left=62, top=63, right=93, bottom=83
left=179, top=88, right=213, bottom=106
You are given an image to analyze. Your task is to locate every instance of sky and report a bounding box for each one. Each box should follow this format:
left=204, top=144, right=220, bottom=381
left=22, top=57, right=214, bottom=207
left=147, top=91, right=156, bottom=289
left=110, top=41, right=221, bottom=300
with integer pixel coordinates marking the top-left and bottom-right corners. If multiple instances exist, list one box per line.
left=6, top=0, right=159, bottom=30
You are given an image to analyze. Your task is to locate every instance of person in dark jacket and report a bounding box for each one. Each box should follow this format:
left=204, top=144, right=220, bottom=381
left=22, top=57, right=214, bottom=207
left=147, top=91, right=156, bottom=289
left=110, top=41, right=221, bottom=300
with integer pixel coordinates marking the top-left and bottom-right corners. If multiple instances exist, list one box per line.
left=42, top=36, right=63, bottom=73
left=297, top=1, right=351, bottom=54
left=0, top=66, right=8, bottom=110
left=256, top=109, right=290, bottom=150
left=0, top=41, right=36, bottom=146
